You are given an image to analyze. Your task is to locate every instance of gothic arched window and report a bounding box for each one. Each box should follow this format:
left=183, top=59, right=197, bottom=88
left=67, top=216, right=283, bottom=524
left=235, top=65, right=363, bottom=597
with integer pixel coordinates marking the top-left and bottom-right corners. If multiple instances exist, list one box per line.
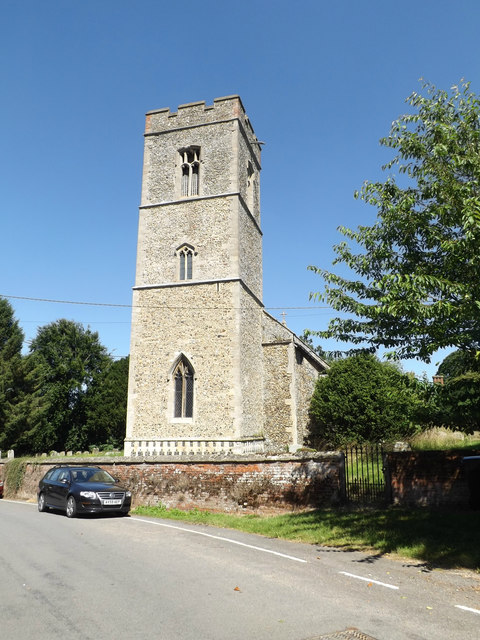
left=176, top=244, right=195, bottom=280
left=173, top=357, right=194, bottom=418
left=180, top=147, right=200, bottom=197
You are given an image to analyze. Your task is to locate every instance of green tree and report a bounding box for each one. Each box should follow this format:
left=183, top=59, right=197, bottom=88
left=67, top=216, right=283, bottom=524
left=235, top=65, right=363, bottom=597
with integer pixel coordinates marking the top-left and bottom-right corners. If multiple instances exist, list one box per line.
left=308, top=353, right=426, bottom=448
left=309, top=81, right=480, bottom=362
left=83, top=356, right=129, bottom=450
left=437, top=349, right=478, bottom=379
left=16, top=319, right=110, bottom=453
left=0, top=298, right=25, bottom=451
left=435, top=349, right=480, bottom=432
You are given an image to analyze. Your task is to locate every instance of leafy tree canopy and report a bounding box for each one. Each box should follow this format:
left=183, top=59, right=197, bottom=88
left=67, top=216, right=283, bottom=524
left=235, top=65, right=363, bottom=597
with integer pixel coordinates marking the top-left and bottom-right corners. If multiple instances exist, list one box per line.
left=309, top=81, right=480, bottom=362
left=17, top=319, right=110, bottom=453
left=82, top=356, right=129, bottom=451
left=308, top=353, right=428, bottom=448
left=0, top=297, right=23, bottom=361
left=0, top=298, right=25, bottom=448
left=435, top=349, right=480, bottom=432
left=437, top=349, right=479, bottom=379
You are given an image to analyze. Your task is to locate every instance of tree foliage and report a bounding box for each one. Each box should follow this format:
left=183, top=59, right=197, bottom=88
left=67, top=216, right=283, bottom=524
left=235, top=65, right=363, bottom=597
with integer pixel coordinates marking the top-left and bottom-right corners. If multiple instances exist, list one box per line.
left=0, top=299, right=131, bottom=455
left=437, top=349, right=478, bottom=379
left=309, top=80, right=480, bottom=362
left=435, top=349, right=480, bottom=432
left=15, top=320, right=110, bottom=453
left=308, top=353, right=427, bottom=447
left=0, top=298, right=25, bottom=451
left=83, top=356, right=129, bottom=450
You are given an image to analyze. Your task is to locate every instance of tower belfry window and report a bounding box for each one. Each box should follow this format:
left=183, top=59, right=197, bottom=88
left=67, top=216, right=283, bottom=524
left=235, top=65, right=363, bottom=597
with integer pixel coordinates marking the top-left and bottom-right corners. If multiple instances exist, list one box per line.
left=173, top=358, right=194, bottom=418
left=180, top=147, right=200, bottom=197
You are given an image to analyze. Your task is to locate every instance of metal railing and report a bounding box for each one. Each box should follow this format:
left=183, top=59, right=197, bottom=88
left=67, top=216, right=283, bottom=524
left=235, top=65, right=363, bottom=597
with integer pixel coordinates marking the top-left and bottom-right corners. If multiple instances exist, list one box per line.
left=343, top=444, right=388, bottom=503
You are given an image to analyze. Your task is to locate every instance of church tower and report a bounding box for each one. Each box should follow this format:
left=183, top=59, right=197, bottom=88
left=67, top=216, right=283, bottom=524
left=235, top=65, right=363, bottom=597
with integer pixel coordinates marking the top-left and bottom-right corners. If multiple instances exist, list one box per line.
left=125, top=96, right=266, bottom=456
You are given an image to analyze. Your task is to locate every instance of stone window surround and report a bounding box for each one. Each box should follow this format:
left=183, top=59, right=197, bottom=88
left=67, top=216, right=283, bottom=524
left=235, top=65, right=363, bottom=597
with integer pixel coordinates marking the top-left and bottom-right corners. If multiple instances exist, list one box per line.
left=179, top=146, right=201, bottom=198
left=168, top=353, right=196, bottom=423
left=175, top=243, right=197, bottom=281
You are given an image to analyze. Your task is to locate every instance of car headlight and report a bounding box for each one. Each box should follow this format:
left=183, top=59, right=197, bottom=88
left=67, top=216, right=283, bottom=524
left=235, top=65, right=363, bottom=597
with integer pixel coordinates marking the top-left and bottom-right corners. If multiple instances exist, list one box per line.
left=126, top=491, right=132, bottom=498
left=80, top=491, right=97, bottom=499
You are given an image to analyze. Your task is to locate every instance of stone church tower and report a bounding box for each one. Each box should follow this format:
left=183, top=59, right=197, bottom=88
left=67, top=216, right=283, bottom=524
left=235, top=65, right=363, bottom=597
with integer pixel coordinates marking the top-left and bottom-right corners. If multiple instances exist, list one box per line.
left=125, top=96, right=327, bottom=457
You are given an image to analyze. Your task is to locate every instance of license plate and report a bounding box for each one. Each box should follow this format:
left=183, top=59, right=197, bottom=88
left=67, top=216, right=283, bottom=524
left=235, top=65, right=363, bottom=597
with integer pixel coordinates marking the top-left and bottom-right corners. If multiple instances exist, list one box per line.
left=102, top=499, right=122, bottom=505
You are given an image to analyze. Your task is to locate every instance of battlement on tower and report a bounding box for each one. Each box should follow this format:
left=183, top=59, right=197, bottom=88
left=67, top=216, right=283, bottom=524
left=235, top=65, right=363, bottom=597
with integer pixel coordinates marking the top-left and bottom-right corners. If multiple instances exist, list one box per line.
left=145, top=95, right=257, bottom=139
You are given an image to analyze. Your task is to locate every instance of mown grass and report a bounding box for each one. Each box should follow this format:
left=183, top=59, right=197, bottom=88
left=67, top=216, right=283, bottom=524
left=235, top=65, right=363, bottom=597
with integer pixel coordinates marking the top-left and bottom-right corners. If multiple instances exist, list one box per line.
left=133, top=504, right=480, bottom=571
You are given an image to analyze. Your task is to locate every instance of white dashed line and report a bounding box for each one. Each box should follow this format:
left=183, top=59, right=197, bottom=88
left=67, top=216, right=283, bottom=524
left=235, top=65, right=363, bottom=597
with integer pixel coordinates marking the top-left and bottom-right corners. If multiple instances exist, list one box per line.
left=455, top=605, right=480, bottom=616
left=129, top=517, right=307, bottom=563
left=339, top=571, right=399, bottom=590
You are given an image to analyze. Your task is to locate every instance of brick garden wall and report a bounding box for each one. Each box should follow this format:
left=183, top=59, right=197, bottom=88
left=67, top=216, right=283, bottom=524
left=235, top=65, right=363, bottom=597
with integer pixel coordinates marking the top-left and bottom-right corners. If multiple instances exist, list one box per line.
left=385, top=451, right=479, bottom=508
left=3, top=451, right=476, bottom=511
left=0, top=453, right=344, bottom=514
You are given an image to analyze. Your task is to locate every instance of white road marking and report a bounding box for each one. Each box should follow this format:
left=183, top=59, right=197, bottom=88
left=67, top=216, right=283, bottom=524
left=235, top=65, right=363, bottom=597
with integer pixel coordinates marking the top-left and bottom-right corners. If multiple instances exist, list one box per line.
left=455, top=605, right=480, bottom=616
left=339, top=571, right=399, bottom=590
left=129, top=517, right=307, bottom=563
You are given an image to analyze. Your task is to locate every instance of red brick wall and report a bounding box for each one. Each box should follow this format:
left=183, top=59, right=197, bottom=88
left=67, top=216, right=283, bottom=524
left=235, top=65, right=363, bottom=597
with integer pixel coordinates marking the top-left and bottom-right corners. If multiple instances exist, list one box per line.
left=1, top=454, right=343, bottom=514
left=386, top=451, right=478, bottom=508
left=3, top=452, right=479, bottom=510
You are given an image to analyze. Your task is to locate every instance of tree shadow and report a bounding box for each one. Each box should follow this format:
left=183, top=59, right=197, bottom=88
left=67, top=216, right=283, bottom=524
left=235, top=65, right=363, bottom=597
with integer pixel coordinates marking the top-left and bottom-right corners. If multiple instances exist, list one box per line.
left=290, top=506, right=480, bottom=571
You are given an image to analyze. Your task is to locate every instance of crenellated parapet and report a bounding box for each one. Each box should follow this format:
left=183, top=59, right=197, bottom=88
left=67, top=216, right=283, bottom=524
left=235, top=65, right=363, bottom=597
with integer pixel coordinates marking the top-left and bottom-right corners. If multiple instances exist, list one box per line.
left=145, top=95, right=261, bottom=162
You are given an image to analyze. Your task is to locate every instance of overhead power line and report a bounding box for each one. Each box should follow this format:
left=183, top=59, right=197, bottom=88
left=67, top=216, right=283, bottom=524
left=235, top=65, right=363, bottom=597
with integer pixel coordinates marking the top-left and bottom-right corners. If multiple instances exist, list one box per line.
left=1, top=293, right=332, bottom=311
left=2, top=294, right=131, bottom=308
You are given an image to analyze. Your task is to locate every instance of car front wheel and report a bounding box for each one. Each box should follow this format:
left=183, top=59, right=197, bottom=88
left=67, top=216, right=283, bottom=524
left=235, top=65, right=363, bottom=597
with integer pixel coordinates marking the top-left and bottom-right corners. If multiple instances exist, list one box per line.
left=66, top=495, right=77, bottom=518
left=38, top=493, right=48, bottom=512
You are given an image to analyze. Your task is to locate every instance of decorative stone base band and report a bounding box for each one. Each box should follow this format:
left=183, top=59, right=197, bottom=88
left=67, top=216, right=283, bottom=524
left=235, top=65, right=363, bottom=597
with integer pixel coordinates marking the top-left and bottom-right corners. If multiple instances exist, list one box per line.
left=124, top=437, right=266, bottom=457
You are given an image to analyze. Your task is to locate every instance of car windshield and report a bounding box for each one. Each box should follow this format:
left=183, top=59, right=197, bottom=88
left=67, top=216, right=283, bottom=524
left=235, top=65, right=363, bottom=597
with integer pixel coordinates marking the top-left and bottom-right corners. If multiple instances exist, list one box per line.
left=72, top=469, right=116, bottom=484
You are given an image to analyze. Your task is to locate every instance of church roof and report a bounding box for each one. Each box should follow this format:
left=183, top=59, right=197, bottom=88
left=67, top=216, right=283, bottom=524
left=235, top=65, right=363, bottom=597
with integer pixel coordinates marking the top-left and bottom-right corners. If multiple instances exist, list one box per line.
left=261, top=309, right=330, bottom=372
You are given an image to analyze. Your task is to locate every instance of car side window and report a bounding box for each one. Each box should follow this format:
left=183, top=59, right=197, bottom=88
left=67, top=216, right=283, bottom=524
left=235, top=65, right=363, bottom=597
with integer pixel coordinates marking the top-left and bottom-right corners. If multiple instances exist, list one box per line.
left=58, top=470, right=70, bottom=482
left=43, top=469, right=55, bottom=481
left=49, top=468, right=64, bottom=482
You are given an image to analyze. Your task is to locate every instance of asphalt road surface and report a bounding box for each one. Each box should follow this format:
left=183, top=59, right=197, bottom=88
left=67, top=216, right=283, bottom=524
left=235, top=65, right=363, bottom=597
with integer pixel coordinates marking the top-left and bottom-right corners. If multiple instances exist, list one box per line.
left=1, top=499, right=479, bottom=639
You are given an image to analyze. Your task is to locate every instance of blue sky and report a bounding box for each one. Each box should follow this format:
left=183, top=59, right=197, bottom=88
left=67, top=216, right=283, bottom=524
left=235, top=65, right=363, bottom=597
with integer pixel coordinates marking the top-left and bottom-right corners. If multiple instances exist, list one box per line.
left=1, top=0, right=479, bottom=377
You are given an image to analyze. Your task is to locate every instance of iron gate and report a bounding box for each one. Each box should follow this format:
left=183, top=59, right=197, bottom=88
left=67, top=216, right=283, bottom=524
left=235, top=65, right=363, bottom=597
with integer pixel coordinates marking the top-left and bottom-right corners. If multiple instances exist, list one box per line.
left=343, top=444, right=389, bottom=503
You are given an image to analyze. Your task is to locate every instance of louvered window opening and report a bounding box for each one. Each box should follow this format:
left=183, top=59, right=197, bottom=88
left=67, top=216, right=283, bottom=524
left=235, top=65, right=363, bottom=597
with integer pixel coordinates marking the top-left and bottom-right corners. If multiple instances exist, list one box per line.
left=180, top=148, right=200, bottom=197
left=174, top=361, right=194, bottom=418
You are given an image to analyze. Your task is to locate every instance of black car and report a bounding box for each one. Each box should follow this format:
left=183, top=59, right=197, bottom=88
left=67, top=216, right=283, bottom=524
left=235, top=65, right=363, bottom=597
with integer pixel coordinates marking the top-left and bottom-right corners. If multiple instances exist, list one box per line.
left=37, top=466, right=132, bottom=518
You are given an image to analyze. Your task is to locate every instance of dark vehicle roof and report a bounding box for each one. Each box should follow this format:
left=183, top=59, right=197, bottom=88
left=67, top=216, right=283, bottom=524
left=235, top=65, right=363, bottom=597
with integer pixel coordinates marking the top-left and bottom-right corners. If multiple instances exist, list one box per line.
left=49, top=465, right=103, bottom=471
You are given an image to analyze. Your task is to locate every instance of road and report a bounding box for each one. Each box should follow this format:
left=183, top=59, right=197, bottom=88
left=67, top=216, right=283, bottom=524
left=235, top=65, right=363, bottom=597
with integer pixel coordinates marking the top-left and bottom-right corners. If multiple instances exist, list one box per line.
left=0, top=499, right=479, bottom=639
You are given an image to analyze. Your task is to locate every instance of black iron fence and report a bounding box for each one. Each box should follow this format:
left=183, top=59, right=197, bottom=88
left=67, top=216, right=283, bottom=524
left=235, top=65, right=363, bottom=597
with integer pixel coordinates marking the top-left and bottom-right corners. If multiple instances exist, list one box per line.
left=343, top=444, right=389, bottom=503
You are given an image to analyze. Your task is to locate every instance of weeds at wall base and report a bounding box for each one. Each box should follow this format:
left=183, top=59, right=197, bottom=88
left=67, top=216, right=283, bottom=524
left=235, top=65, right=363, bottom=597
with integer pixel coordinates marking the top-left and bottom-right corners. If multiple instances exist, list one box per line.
left=4, top=458, right=28, bottom=496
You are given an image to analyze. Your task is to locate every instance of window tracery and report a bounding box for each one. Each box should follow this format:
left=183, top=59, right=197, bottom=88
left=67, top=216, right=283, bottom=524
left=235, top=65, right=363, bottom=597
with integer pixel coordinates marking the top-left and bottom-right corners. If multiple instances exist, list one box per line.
left=176, top=244, right=195, bottom=280
left=173, top=357, right=194, bottom=418
left=180, top=147, right=200, bottom=197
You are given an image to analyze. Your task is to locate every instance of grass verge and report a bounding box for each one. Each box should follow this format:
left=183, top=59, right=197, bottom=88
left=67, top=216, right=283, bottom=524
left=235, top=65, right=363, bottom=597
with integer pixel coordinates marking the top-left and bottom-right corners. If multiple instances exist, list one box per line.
left=132, top=504, right=480, bottom=571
